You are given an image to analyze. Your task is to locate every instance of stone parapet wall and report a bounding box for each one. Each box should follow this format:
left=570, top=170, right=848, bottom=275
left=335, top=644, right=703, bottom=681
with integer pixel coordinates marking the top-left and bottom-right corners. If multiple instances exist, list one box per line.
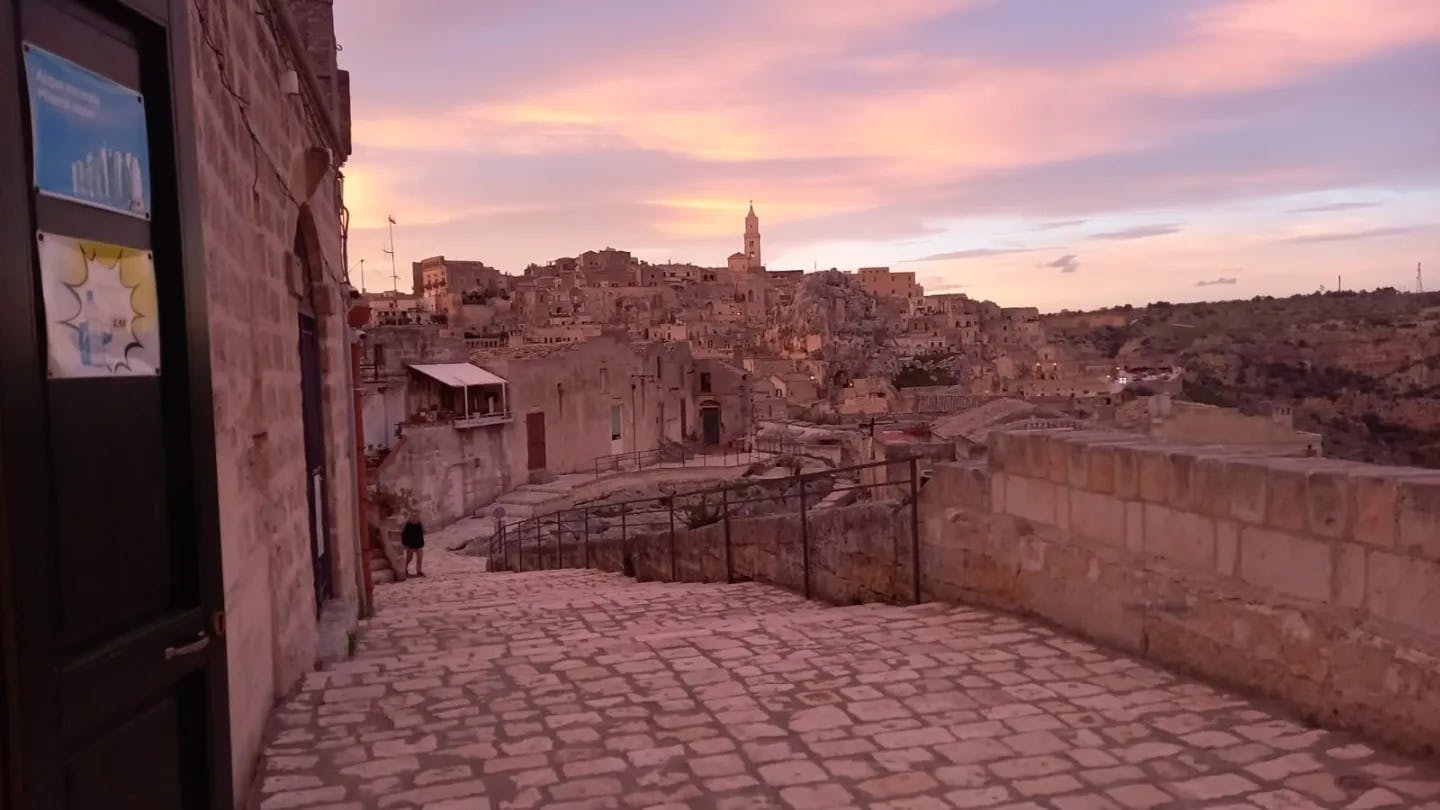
left=918, top=430, right=1440, bottom=756
left=508, top=502, right=912, bottom=606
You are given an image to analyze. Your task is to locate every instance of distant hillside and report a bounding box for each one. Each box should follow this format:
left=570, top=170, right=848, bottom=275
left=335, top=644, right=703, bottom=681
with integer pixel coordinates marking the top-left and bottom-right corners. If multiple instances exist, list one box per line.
left=1043, top=289, right=1440, bottom=468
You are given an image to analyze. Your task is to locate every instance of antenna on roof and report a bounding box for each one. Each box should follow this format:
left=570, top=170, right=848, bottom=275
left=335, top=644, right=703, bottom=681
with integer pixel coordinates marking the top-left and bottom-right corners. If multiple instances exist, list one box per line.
left=382, top=215, right=401, bottom=293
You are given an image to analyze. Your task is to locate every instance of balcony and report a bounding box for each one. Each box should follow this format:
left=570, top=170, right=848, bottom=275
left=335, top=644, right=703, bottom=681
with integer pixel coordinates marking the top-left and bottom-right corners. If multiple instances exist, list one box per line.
left=453, top=411, right=514, bottom=429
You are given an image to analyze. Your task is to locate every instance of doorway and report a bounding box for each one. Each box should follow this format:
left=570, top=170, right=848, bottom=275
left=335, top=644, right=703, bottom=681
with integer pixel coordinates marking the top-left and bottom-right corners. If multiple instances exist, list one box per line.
left=526, top=412, right=547, bottom=470
left=0, top=1, right=231, bottom=807
left=298, top=313, right=331, bottom=610
left=700, top=405, right=721, bottom=445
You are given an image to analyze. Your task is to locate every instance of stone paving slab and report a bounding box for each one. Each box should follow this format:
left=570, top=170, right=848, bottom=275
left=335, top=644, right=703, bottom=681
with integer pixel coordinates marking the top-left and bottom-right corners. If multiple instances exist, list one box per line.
left=251, top=549, right=1440, bottom=810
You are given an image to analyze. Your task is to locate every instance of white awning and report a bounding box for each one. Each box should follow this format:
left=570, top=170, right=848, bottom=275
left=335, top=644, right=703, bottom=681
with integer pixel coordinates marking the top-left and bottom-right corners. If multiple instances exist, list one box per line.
left=408, top=363, right=508, bottom=388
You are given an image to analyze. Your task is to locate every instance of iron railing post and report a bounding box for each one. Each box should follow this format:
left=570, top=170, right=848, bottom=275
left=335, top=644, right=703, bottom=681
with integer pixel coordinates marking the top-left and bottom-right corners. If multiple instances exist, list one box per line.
left=583, top=508, right=591, bottom=568
left=621, top=502, right=628, bottom=574
left=799, top=473, right=810, bottom=600
left=555, top=513, right=563, bottom=569
left=668, top=496, right=678, bottom=581
left=722, top=486, right=733, bottom=584
left=910, top=455, right=920, bottom=605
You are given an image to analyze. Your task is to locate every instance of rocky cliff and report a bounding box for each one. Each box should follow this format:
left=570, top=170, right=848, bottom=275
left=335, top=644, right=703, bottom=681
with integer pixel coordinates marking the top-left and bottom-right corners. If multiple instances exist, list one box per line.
left=1043, top=289, right=1440, bottom=468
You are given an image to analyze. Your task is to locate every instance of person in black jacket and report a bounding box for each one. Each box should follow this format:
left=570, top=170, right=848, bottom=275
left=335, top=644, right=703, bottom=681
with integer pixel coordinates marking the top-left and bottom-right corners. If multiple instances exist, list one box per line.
left=401, top=513, right=425, bottom=577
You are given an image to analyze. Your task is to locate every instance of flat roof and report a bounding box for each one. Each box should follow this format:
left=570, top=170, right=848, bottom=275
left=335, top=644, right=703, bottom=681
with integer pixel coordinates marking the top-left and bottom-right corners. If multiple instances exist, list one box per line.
left=408, top=363, right=507, bottom=388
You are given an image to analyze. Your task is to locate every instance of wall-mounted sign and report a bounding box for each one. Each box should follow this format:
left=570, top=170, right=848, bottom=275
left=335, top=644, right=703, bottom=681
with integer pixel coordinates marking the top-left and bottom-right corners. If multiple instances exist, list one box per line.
left=23, top=44, right=151, bottom=219
left=37, top=232, right=160, bottom=378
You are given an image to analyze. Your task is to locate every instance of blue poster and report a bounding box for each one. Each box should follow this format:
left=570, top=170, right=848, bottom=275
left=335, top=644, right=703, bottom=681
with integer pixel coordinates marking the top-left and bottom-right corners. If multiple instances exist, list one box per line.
left=23, top=44, right=151, bottom=219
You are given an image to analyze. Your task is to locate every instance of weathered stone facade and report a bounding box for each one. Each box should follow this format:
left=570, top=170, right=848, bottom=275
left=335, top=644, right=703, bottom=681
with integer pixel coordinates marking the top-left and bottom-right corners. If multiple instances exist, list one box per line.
left=187, top=0, right=358, bottom=802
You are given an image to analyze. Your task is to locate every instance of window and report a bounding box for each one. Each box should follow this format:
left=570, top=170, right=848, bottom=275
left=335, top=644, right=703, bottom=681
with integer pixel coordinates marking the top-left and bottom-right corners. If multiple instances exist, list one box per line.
left=700, top=372, right=712, bottom=393
left=600, top=367, right=609, bottom=388
left=656, top=357, right=663, bottom=379
left=610, top=404, right=622, bottom=441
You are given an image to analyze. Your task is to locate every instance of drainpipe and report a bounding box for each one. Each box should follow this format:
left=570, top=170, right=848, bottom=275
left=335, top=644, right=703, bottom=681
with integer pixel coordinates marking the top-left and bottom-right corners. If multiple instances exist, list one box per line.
left=348, top=309, right=374, bottom=617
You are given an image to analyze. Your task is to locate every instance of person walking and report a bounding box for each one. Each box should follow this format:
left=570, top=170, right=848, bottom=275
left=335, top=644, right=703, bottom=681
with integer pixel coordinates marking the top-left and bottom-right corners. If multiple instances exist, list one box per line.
left=401, top=513, right=426, bottom=577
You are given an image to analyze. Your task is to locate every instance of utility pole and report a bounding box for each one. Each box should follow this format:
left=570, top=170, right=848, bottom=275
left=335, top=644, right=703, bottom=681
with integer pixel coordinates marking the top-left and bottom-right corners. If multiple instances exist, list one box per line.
left=383, top=215, right=399, bottom=293
left=1419, top=262, right=1425, bottom=294
left=355, top=258, right=366, bottom=294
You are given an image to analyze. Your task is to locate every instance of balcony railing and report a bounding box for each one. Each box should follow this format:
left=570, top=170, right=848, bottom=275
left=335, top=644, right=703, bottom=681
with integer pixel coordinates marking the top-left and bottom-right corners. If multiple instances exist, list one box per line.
left=453, top=411, right=513, bottom=429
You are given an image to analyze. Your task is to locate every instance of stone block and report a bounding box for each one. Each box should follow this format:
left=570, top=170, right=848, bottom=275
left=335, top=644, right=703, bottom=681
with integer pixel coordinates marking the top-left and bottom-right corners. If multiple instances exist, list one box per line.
left=1228, top=461, right=1268, bottom=525
left=1023, top=433, right=1050, bottom=479
left=1066, top=443, right=1089, bottom=490
left=1334, top=543, right=1366, bottom=609
left=1070, top=490, right=1126, bottom=547
left=1005, top=476, right=1055, bottom=526
left=1086, top=444, right=1116, bottom=494
left=1216, top=519, right=1239, bottom=577
left=989, top=473, right=1008, bottom=516
left=1054, top=487, right=1071, bottom=533
left=1396, top=478, right=1440, bottom=562
left=1239, top=526, right=1331, bottom=603
left=1143, top=504, right=1215, bottom=570
left=1167, top=452, right=1196, bottom=510
left=1366, top=550, right=1440, bottom=634
left=1047, top=438, right=1069, bottom=485
left=1137, top=448, right=1170, bottom=504
left=1191, top=456, right=1234, bottom=518
left=1305, top=470, right=1350, bottom=540
left=1264, top=466, right=1308, bottom=533
left=1113, top=446, right=1140, bottom=500
left=1350, top=473, right=1397, bottom=549
left=1124, top=501, right=1144, bottom=552
left=988, top=433, right=1012, bottom=473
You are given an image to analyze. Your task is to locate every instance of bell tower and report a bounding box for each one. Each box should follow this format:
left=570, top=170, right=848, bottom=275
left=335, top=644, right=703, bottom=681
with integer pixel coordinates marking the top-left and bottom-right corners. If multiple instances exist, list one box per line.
left=744, top=201, right=762, bottom=270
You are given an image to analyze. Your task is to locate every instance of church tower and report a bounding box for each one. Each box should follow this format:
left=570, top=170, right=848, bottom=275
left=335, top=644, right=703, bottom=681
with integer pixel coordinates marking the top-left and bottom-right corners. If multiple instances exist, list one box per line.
left=744, top=201, right=762, bottom=271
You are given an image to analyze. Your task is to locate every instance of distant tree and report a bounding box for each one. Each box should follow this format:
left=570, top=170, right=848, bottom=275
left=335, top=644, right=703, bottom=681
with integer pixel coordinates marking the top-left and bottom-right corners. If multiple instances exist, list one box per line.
left=892, top=358, right=957, bottom=389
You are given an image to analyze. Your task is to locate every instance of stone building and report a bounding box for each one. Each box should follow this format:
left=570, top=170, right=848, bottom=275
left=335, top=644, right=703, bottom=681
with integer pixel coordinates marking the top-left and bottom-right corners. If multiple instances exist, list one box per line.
left=0, top=1, right=360, bottom=807
left=693, top=358, right=755, bottom=445
left=856, top=266, right=924, bottom=301
left=375, top=335, right=698, bottom=525
left=411, top=255, right=501, bottom=299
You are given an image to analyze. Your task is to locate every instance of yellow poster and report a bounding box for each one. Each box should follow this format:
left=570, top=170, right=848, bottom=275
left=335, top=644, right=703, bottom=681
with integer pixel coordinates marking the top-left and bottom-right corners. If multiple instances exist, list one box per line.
left=36, top=232, right=160, bottom=378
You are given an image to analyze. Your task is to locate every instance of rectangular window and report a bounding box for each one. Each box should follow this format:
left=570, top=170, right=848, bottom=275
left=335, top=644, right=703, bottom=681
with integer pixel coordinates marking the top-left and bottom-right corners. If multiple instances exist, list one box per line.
left=656, top=357, right=663, bottom=379
left=610, top=404, right=622, bottom=440
left=700, top=372, right=712, bottom=393
left=600, top=367, right=609, bottom=388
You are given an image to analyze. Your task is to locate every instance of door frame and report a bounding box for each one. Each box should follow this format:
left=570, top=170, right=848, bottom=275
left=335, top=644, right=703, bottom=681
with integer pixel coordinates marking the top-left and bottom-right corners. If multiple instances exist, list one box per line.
left=525, top=411, right=546, bottom=471
left=0, top=0, right=231, bottom=807
left=699, top=404, right=722, bottom=446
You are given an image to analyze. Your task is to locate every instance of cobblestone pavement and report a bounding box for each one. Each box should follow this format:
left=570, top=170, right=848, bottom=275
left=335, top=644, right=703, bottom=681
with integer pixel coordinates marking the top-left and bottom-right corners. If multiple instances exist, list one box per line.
left=252, top=549, right=1440, bottom=810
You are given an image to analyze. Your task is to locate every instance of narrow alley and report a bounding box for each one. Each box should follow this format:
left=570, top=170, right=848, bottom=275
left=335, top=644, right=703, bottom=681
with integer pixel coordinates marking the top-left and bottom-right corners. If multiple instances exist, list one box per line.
left=251, top=552, right=1440, bottom=810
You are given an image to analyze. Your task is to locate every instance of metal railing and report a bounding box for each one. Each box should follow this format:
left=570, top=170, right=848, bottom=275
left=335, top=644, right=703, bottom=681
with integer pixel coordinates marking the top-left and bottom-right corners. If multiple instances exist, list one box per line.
left=453, top=411, right=514, bottom=429
left=592, top=445, right=761, bottom=476
left=490, top=457, right=923, bottom=605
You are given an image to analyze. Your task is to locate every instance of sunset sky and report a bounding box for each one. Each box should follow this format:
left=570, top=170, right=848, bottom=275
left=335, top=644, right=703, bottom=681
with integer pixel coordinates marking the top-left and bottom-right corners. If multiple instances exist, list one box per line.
left=335, top=0, right=1440, bottom=311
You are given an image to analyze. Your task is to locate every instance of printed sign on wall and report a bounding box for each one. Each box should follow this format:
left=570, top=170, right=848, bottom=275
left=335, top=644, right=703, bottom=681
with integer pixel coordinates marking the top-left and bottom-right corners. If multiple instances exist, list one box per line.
left=37, top=232, right=160, bottom=378
left=23, top=44, right=152, bottom=219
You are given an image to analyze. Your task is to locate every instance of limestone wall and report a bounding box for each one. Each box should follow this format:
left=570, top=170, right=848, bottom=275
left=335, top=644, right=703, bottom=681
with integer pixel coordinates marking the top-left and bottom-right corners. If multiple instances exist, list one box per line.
left=919, top=430, right=1440, bottom=756
left=188, top=0, right=360, bottom=801
left=375, top=422, right=515, bottom=527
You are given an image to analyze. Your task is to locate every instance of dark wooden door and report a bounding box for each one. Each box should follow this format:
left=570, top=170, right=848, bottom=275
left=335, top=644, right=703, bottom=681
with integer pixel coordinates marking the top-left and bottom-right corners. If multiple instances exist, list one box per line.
left=526, top=412, right=546, bottom=470
left=299, top=314, right=332, bottom=610
left=701, top=407, right=721, bottom=445
left=0, top=1, right=230, bottom=808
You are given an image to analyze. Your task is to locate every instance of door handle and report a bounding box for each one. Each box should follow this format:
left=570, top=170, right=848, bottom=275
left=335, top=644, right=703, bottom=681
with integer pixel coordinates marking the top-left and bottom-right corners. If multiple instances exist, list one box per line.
left=164, top=633, right=210, bottom=661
